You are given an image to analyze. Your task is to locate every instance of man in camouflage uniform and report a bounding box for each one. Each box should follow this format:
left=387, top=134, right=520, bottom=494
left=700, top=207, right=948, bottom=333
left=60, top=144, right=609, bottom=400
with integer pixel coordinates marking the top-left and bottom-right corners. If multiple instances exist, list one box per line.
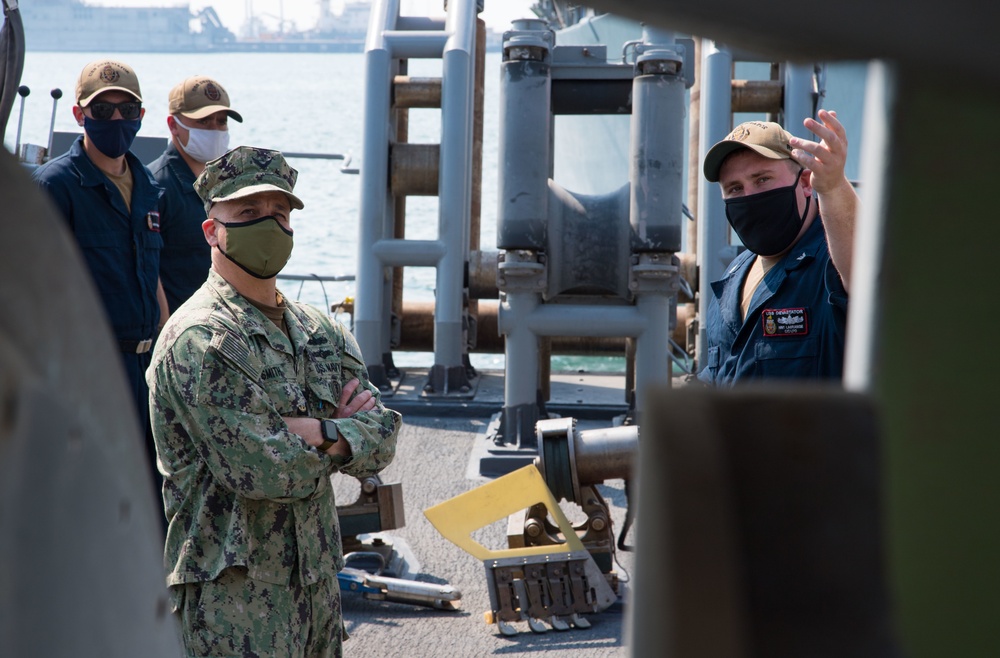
left=147, top=145, right=401, bottom=658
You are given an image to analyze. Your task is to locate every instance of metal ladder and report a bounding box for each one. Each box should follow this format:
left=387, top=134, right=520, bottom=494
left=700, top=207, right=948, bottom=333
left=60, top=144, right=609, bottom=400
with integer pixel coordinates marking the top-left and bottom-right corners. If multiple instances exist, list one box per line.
left=354, top=0, right=485, bottom=397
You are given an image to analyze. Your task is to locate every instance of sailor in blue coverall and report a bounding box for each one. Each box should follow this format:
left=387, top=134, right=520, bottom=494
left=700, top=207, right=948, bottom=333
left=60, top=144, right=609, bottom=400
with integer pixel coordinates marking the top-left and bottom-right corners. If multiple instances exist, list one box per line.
left=149, top=141, right=207, bottom=313
left=32, top=59, right=164, bottom=499
left=697, top=110, right=859, bottom=386
left=149, top=75, right=243, bottom=313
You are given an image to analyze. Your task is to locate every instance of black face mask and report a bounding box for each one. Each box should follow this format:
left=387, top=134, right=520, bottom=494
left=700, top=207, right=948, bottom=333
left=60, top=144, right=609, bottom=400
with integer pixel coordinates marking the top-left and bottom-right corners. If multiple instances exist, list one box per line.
left=724, top=169, right=811, bottom=257
left=84, top=116, right=141, bottom=159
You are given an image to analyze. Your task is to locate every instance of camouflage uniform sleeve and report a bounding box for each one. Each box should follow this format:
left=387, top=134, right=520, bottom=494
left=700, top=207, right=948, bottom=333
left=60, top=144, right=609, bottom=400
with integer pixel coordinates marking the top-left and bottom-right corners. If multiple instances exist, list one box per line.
left=321, top=320, right=401, bottom=479
left=154, top=324, right=330, bottom=501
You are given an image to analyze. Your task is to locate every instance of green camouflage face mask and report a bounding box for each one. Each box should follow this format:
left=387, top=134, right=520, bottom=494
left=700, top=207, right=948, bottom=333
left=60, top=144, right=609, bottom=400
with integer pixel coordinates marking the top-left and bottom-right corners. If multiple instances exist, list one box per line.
left=217, top=216, right=293, bottom=279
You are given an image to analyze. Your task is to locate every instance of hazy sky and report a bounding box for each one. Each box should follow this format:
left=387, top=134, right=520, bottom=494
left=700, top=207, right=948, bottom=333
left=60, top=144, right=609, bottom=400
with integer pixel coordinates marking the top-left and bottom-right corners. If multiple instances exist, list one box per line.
left=85, top=1, right=540, bottom=34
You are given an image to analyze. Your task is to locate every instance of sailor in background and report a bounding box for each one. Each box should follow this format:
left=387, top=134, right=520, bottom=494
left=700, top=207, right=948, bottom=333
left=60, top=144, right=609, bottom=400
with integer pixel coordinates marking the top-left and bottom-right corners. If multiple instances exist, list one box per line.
left=149, top=75, right=243, bottom=314
left=31, top=58, right=166, bottom=503
left=147, top=146, right=400, bottom=657
left=698, top=110, right=859, bottom=385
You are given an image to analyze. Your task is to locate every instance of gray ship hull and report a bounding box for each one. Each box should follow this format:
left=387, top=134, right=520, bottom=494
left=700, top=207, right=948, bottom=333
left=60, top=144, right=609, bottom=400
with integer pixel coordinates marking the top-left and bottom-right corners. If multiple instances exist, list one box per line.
left=18, top=2, right=215, bottom=53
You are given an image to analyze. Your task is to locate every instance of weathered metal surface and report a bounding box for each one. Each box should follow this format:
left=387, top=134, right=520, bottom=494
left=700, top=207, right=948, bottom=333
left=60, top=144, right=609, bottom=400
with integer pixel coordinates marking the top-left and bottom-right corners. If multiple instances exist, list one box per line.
left=390, top=142, right=440, bottom=197
left=730, top=79, right=783, bottom=113
left=0, top=148, right=181, bottom=656
left=393, top=75, right=443, bottom=108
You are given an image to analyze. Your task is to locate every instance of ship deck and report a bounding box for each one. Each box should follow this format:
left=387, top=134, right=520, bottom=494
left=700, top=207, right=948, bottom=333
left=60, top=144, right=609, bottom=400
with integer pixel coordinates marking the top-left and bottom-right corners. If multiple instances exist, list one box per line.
left=333, top=368, right=635, bottom=656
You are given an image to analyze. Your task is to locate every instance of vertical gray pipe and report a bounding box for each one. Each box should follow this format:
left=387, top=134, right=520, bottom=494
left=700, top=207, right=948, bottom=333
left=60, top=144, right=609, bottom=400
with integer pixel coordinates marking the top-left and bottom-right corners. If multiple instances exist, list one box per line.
left=784, top=62, right=815, bottom=139
left=496, top=31, right=552, bottom=249
left=695, top=40, right=734, bottom=372
left=355, top=33, right=394, bottom=366
left=433, top=1, right=476, bottom=368
left=629, top=68, right=686, bottom=252
left=634, top=291, right=672, bottom=416
left=501, top=289, right=541, bottom=425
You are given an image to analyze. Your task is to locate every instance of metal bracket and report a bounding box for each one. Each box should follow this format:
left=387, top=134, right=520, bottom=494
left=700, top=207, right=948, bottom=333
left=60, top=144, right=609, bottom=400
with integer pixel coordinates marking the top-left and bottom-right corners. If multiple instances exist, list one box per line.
left=337, top=475, right=405, bottom=539
left=497, top=250, right=547, bottom=293
left=633, top=37, right=696, bottom=89
left=502, top=18, right=554, bottom=61
left=628, top=252, right=681, bottom=294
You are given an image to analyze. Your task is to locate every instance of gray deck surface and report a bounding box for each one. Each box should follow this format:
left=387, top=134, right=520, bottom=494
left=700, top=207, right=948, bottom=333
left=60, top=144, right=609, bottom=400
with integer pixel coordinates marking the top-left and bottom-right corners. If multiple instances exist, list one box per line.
left=332, top=369, right=635, bottom=657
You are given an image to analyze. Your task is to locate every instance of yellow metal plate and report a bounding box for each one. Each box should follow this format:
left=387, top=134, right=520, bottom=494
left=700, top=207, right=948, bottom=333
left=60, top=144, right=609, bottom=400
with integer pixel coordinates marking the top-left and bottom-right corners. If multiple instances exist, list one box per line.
left=423, top=465, right=585, bottom=560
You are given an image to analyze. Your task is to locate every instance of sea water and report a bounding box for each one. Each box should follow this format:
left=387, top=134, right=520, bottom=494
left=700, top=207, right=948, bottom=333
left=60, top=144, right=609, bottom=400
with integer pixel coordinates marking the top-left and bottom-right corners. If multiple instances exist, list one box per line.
left=11, top=50, right=628, bottom=372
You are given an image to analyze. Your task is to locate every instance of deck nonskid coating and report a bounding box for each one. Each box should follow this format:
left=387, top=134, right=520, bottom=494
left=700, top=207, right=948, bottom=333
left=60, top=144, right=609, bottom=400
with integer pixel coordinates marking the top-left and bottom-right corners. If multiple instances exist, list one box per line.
left=332, top=380, right=635, bottom=657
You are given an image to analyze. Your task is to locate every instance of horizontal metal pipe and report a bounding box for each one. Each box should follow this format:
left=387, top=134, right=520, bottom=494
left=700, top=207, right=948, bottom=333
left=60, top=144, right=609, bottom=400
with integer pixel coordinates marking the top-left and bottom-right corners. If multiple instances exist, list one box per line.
left=399, top=300, right=629, bottom=355
left=277, top=272, right=354, bottom=283
left=390, top=143, right=440, bottom=196
left=393, top=76, right=442, bottom=108
left=383, top=31, right=449, bottom=58
left=330, top=298, right=691, bottom=355
left=282, top=151, right=346, bottom=161
left=395, top=16, right=445, bottom=31
left=731, top=79, right=783, bottom=113
left=574, top=425, right=638, bottom=485
left=468, top=249, right=499, bottom=299
left=371, top=239, right=446, bottom=267
left=515, top=303, right=650, bottom=338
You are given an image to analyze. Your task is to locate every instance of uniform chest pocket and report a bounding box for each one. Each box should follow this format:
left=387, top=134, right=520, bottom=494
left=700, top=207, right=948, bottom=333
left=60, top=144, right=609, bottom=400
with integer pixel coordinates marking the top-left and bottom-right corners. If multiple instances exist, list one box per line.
left=137, top=226, right=164, bottom=251
left=754, top=336, right=820, bottom=377
left=707, top=346, right=720, bottom=370
left=304, top=354, right=344, bottom=417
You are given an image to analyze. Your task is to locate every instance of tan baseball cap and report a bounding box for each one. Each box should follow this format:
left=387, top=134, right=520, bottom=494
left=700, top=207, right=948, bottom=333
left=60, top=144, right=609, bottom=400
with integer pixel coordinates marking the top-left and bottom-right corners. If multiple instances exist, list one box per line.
left=703, top=121, right=794, bottom=182
left=169, top=76, right=243, bottom=122
left=76, top=59, right=142, bottom=106
left=194, top=146, right=304, bottom=214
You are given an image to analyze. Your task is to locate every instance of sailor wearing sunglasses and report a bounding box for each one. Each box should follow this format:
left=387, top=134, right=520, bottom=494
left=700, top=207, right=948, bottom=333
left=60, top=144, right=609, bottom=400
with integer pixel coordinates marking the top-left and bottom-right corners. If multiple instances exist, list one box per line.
left=32, top=59, right=167, bottom=508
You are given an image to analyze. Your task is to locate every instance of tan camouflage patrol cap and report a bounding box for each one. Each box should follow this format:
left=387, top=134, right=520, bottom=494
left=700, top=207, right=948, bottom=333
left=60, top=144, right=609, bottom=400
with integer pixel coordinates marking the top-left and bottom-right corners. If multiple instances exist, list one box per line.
left=194, top=145, right=304, bottom=214
left=703, top=121, right=794, bottom=183
left=76, top=59, right=142, bottom=106
left=169, top=75, right=243, bottom=122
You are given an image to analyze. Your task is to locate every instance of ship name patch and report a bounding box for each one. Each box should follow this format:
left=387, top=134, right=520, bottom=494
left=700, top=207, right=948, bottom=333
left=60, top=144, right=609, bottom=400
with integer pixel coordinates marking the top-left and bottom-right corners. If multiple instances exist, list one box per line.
left=762, top=307, right=808, bottom=337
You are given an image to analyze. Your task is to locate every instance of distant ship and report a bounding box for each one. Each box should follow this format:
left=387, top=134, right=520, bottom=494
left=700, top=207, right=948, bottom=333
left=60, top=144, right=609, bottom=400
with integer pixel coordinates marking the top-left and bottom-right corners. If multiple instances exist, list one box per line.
left=17, top=0, right=231, bottom=52
left=223, top=0, right=370, bottom=53
left=16, top=0, right=374, bottom=53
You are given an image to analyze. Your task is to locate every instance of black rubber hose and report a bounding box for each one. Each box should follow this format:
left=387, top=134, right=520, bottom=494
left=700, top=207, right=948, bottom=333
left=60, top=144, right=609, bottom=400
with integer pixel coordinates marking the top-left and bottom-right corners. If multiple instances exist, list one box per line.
left=0, top=4, right=27, bottom=145
left=616, top=478, right=635, bottom=552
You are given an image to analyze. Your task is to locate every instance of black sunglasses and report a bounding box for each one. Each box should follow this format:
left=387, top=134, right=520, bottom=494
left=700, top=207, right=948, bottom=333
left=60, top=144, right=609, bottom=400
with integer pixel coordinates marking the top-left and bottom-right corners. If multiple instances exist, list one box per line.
left=88, top=100, right=142, bottom=121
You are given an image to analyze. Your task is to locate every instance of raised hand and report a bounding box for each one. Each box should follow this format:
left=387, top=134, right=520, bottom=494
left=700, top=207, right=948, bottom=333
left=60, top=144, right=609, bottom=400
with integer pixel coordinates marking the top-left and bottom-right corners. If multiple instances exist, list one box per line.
left=789, top=109, right=850, bottom=195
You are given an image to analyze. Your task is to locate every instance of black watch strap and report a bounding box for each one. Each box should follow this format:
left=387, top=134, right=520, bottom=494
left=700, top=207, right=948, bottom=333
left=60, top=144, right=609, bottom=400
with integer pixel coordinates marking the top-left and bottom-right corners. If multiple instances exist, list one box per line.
left=318, top=419, right=339, bottom=452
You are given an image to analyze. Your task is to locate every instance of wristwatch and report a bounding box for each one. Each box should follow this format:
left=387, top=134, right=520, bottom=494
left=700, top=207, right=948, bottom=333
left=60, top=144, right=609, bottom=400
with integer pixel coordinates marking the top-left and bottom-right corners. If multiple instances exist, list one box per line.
left=318, top=419, right=339, bottom=452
